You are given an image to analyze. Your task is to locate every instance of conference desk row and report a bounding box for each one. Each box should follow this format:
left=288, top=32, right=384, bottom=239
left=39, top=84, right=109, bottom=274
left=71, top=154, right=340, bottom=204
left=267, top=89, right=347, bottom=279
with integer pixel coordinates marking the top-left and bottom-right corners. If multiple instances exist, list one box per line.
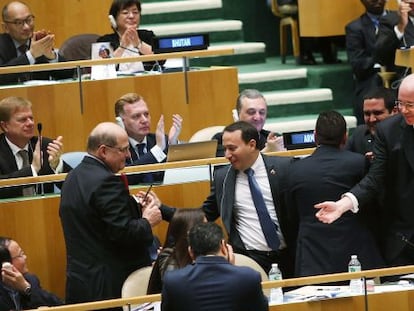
left=0, top=49, right=238, bottom=151
left=0, top=149, right=312, bottom=298
left=3, top=148, right=414, bottom=311
left=23, top=265, right=414, bottom=311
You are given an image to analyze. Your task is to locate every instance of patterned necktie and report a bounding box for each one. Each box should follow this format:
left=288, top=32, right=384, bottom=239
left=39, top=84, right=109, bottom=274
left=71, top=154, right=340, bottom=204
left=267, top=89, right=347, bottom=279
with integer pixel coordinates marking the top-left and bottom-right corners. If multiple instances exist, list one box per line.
left=136, top=143, right=146, bottom=158
left=18, top=44, right=28, bottom=54
left=17, top=44, right=31, bottom=82
left=18, top=150, right=35, bottom=196
left=136, top=143, right=153, bottom=183
left=245, top=168, right=280, bottom=250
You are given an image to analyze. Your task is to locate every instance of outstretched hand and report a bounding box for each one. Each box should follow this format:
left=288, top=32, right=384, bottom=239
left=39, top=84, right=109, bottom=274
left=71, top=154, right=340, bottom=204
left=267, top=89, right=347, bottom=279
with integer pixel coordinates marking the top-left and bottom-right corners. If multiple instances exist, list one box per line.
left=314, top=196, right=353, bottom=224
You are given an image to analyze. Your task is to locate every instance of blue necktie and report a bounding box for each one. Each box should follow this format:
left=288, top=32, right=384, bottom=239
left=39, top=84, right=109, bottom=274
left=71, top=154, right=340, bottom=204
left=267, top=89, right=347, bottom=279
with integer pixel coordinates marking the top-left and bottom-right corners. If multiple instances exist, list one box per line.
left=245, top=168, right=280, bottom=250
left=136, top=143, right=153, bottom=183
left=136, top=143, right=146, bottom=158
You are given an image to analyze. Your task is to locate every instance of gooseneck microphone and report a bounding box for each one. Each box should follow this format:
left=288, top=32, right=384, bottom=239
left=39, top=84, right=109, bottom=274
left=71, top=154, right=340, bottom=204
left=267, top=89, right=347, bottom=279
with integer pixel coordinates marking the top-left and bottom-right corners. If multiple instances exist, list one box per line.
left=37, top=122, right=43, bottom=165
left=37, top=122, right=44, bottom=195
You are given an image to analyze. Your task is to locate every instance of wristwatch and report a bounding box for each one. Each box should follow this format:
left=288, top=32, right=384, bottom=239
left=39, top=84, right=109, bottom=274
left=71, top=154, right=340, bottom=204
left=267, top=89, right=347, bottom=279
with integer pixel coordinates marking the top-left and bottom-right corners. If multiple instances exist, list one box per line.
left=23, top=284, right=32, bottom=297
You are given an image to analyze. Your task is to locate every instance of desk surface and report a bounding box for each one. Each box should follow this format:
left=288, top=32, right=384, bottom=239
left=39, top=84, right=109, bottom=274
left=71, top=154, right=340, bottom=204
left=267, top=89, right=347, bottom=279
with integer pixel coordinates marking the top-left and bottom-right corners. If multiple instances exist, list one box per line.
left=0, top=65, right=238, bottom=151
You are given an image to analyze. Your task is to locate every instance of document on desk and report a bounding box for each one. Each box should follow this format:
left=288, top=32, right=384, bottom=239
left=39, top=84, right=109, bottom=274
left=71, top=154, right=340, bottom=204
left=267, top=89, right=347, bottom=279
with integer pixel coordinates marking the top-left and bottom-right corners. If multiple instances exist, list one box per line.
left=284, top=285, right=348, bottom=302
left=132, top=302, right=160, bottom=311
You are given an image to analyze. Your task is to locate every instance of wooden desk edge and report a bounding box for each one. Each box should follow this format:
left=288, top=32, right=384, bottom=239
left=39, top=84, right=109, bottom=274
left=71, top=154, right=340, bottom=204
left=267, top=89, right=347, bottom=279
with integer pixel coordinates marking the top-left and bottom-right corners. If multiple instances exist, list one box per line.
left=0, top=148, right=314, bottom=188
left=26, top=265, right=414, bottom=311
left=0, top=48, right=234, bottom=74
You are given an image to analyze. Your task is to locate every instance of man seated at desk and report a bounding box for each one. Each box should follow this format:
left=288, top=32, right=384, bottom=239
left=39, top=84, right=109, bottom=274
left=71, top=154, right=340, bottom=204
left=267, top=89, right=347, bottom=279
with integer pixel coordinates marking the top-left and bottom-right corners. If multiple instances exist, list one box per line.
left=212, top=89, right=285, bottom=157
left=114, top=92, right=182, bottom=184
left=0, top=96, right=71, bottom=199
left=0, top=1, right=73, bottom=84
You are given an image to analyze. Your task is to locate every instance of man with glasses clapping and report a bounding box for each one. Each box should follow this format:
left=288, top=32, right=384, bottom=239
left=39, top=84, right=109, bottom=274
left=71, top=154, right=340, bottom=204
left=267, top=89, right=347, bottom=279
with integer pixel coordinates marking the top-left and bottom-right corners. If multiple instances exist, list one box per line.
left=0, top=1, right=73, bottom=84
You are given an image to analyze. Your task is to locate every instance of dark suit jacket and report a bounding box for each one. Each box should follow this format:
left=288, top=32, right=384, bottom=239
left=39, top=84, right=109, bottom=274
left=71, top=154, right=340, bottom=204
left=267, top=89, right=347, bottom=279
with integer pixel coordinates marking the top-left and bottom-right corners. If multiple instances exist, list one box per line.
left=212, top=129, right=270, bottom=157
left=375, top=11, right=414, bottom=78
left=351, top=114, right=414, bottom=264
left=0, top=272, right=63, bottom=311
left=346, top=13, right=384, bottom=124
left=0, top=33, right=73, bottom=84
left=125, top=133, right=168, bottom=184
left=345, top=124, right=374, bottom=156
left=0, top=133, right=71, bottom=199
left=97, top=29, right=162, bottom=71
left=286, top=145, right=384, bottom=277
left=202, top=154, right=295, bottom=267
left=161, top=256, right=268, bottom=311
left=59, top=155, right=174, bottom=304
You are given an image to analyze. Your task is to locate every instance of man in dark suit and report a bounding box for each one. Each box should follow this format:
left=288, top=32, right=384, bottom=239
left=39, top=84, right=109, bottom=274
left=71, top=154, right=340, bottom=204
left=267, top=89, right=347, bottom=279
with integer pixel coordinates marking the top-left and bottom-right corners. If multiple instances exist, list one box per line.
left=287, top=111, right=384, bottom=277
left=114, top=92, right=183, bottom=183
left=0, top=237, right=63, bottom=310
left=204, top=121, right=294, bottom=276
left=345, top=0, right=388, bottom=124
left=0, top=1, right=73, bottom=84
left=212, top=89, right=285, bottom=157
left=375, top=0, right=414, bottom=82
left=345, top=86, right=397, bottom=161
left=0, top=96, right=70, bottom=199
left=59, top=122, right=175, bottom=306
left=162, top=222, right=268, bottom=311
left=316, top=73, right=414, bottom=268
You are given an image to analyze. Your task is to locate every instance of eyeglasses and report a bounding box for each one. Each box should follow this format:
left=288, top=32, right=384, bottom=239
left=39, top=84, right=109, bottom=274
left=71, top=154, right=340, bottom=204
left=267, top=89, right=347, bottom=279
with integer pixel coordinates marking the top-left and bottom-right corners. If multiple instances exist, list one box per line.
left=105, top=145, right=130, bottom=154
left=4, top=15, right=35, bottom=27
left=11, top=250, right=26, bottom=260
left=120, top=10, right=140, bottom=17
left=395, top=100, right=414, bottom=111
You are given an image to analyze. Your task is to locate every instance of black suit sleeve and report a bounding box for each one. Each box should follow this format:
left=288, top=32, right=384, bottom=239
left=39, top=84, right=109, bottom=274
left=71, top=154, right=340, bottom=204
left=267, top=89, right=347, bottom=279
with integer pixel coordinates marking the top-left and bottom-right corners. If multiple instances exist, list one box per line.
left=22, top=273, right=63, bottom=309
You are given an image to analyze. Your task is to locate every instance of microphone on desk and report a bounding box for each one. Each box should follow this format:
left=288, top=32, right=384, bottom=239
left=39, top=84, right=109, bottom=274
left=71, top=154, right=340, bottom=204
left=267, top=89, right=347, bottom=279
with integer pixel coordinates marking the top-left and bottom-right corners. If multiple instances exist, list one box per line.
left=37, top=122, right=43, bottom=164
left=37, top=122, right=45, bottom=196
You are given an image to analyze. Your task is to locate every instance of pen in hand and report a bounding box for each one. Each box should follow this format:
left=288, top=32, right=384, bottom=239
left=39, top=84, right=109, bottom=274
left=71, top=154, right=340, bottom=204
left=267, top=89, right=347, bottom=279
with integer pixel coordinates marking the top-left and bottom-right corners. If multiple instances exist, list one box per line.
left=132, top=184, right=153, bottom=206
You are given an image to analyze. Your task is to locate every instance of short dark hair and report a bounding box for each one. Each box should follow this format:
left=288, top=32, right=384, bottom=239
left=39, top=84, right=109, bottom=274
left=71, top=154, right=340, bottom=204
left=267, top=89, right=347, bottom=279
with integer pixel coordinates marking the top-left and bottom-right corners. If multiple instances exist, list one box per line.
left=109, top=0, right=141, bottom=18
left=315, top=110, right=346, bottom=146
left=363, top=87, right=396, bottom=113
left=223, top=121, right=260, bottom=150
left=188, top=222, right=223, bottom=258
left=0, top=237, right=12, bottom=265
left=235, top=89, right=266, bottom=114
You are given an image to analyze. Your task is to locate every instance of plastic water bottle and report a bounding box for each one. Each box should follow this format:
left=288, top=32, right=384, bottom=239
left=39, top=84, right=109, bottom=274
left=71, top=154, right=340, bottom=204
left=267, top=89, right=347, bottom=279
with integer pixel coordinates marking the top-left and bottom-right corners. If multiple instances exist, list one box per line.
left=348, top=255, right=363, bottom=294
left=268, top=263, right=284, bottom=304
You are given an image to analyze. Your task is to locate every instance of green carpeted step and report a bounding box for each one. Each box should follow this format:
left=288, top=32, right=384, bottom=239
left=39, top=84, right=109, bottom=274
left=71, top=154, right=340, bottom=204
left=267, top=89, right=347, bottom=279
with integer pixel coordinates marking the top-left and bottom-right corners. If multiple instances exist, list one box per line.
left=264, top=88, right=333, bottom=118
left=238, top=69, right=309, bottom=92
left=264, top=114, right=357, bottom=134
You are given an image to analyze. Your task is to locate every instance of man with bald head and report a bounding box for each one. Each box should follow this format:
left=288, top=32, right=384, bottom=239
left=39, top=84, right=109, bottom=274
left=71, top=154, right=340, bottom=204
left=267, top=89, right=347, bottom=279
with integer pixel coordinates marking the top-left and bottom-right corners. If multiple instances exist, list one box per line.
left=59, top=122, right=174, bottom=306
left=0, top=1, right=72, bottom=84
left=315, top=73, right=414, bottom=268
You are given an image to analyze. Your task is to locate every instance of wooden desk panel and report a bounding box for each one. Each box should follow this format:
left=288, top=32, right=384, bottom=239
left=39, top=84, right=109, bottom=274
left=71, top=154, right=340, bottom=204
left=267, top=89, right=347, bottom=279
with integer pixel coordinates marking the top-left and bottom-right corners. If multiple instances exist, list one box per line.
left=0, top=181, right=211, bottom=298
left=0, top=67, right=238, bottom=151
left=298, top=0, right=399, bottom=37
